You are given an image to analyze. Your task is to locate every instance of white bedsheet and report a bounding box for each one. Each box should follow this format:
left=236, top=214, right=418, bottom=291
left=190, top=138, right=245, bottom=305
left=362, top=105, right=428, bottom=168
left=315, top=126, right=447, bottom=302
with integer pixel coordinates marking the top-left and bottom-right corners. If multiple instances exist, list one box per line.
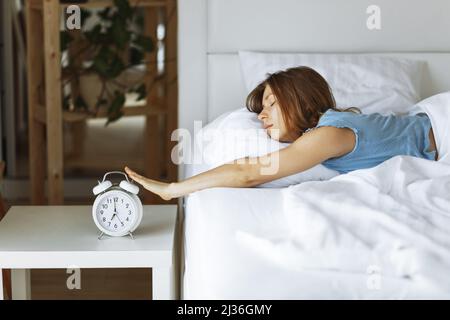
left=182, top=92, right=450, bottom=299
left=182, top=187, right=449, bottom=299
left=237, top=157, right=450, bottom=295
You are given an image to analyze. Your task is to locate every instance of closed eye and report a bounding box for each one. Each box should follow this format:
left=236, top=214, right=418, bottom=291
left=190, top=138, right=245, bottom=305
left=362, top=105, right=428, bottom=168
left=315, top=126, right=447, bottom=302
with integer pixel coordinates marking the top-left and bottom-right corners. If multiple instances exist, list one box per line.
left=262, top=100, right=276, bottom=110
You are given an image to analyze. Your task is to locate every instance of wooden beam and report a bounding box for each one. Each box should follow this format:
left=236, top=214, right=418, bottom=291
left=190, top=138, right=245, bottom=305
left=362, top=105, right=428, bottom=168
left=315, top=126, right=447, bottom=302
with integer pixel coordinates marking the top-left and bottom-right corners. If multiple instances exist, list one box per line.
left=34, top=104, right=47, bottom=124
left=63, top=0, right=166, bottom=9
left=67, top=105, right=167, bottom=121
left=43, top=0, right=64, bottom=205
left=143, top=7, right=163, bottom=204
left=30, top=0, right=167, bottom=10
left=65, top=156, right=144, bottom=172
left=26, top=1, right=46, bottom=205
left=164, top=0, right=178, bottom=189
left=35, top=104, right=166, bottom=123
left=28, top=0, right=43, bottom=11
left=3, top=0, right=18, bottom=177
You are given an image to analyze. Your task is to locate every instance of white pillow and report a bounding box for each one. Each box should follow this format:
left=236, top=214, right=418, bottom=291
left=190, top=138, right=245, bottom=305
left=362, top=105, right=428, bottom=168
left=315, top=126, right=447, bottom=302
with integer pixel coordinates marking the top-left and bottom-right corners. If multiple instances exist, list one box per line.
left=239, top=51, right=425, bottom=115
left=408, top=91, right=450, bottom=164
left=189, top=107, right=339, bottom=187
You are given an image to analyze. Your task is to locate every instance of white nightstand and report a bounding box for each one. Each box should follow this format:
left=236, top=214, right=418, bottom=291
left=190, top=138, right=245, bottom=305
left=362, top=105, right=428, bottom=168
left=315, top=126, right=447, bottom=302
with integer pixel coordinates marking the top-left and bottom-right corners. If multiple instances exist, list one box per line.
left=0, top=205, right=178, bottom=300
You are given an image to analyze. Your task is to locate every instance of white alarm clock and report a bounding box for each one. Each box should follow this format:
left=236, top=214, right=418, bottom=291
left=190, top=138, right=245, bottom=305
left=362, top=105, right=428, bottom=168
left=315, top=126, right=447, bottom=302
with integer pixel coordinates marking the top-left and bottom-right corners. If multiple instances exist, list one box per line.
left=92, top=171, right=143, bottom=238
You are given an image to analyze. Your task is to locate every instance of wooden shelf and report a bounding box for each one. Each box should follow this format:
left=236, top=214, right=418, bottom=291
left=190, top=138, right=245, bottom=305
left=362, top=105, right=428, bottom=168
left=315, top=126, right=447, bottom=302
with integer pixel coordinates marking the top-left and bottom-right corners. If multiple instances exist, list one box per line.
left=26, top=0, right=178, bottom=205
left=34, top=103, right=166, bottom=124
left=62, top=0, right=167, bottom=8
left=65, top=156, right=144, bottom=172
left=29, top=0, right=167, bottom=10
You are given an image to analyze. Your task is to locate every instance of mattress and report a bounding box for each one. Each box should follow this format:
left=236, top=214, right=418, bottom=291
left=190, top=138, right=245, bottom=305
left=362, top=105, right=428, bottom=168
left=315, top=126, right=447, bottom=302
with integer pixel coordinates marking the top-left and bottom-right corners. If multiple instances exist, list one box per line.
left=181, top=187, right=448, bottom=299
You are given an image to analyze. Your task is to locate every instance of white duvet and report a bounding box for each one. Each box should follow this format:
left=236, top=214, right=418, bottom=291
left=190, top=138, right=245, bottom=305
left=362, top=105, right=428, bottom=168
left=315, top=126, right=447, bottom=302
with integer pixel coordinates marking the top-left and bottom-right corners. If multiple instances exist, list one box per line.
left=237, top=92, right=450, bottom=294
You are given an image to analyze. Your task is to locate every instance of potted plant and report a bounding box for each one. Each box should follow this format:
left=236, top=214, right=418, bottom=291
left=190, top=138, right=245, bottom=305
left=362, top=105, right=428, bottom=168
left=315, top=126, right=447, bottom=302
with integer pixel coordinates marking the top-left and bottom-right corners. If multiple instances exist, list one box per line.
left=61, top=0, right=155, bottom=125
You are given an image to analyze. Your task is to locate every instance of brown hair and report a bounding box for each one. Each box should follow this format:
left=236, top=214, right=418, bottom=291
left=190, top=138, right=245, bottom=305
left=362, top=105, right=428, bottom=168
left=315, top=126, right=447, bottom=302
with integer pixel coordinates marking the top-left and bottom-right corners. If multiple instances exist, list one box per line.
left=246, top=66, right=360, bottom=138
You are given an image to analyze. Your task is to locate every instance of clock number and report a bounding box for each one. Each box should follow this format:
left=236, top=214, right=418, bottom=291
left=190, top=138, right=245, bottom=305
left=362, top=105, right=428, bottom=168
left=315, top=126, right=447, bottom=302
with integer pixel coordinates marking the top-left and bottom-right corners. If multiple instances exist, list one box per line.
left=96, top=193, right=139, bottom=233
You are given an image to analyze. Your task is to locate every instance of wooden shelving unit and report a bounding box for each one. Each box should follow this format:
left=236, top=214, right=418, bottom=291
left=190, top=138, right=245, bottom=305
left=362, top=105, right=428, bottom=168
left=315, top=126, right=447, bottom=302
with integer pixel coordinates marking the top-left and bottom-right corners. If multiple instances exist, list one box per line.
left=29, top=0, right=168, bottom=10
left=25, top=0, right=178, bottom=205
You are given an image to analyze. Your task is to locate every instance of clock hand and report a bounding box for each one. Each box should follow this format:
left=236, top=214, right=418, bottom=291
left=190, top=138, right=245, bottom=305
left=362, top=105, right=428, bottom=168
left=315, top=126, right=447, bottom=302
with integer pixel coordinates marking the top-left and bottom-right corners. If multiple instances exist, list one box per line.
left=109, top=213, right=123, bottom=225
left=115, top=214, right=124, bottom=224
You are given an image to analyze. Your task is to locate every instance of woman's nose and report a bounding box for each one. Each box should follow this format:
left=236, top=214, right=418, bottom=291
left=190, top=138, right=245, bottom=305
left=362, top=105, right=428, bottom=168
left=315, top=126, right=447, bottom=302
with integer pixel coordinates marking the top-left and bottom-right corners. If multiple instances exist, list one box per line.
left=258, top=111, right=267, bottom=121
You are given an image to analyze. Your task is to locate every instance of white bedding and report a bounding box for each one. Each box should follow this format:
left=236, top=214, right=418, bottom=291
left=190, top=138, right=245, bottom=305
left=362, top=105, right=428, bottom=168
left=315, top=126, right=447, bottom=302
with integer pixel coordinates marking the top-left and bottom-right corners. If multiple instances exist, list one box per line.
left=183, top=187, right=448, bottom=299
left=182, top=92, right=450, bottom=299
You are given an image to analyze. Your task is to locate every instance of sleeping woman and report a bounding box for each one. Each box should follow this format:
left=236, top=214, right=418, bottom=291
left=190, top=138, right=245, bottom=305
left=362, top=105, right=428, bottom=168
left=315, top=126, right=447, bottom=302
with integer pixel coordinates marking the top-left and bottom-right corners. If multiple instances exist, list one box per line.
left=124, top=66, right=439, bottom=200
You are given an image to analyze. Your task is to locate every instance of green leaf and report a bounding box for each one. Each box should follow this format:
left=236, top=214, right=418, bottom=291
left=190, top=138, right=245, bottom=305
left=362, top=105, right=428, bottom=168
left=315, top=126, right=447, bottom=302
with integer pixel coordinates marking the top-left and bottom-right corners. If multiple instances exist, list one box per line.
left=114, top=0, right=133, bottom=19
left=134, top=35, right=153, bottom=52
left=92, top=47, right=125, bottom=78
left=92, top=57, right=110, bottom=77
left=97, top=46, right=114, bottom=61
left=108, top=91, right=126, bottom=114
left=62, top=95, right=71, bottom=110
left=98, top=8, right=111, bottom=20
left=80, top=8, right=92, bottom=27
left=85, top=25, right=102, bottom=43
left=60, top=31, right=73, bottom=52
left=135, top=13, right=145, bottom=29
left=129, top=47, right=144, bottom=65
left=135, top=83, right=146, bottom=101
left=105, top=91, right=126, bottom=125
left=111, top=17, right=131, bottom=49
left=74, top=95, right=88, bottom=111
left=105, top=110, right=124, bottom=126
left=108, top=61, right=125, bottom=78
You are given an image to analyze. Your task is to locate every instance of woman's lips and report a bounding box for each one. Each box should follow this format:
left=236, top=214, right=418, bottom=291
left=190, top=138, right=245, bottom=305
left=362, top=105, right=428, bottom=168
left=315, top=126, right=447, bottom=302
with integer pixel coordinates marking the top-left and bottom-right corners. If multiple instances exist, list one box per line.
left=264, top=124, right=273, bottom=129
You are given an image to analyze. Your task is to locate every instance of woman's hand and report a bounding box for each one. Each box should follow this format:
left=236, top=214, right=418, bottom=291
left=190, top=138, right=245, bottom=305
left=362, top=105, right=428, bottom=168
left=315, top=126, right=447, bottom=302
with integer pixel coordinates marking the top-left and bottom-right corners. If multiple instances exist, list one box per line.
left=124, top=166, right=175, bottom=201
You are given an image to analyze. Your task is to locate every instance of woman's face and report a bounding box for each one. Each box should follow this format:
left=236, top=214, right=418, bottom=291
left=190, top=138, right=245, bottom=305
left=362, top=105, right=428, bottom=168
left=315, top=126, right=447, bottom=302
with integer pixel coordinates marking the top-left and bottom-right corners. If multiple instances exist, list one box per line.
left=257, top=85, right=291, bottom=142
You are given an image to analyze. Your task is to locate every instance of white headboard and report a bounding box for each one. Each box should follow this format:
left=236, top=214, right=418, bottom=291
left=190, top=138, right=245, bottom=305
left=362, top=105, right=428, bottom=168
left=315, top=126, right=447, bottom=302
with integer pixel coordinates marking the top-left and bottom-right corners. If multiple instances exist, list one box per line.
left=177, top=0, right=450, bottom=178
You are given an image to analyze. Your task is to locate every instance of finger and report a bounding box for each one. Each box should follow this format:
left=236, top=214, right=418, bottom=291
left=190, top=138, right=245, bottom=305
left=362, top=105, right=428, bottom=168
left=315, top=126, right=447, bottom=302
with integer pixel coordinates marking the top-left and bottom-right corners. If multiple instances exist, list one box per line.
left=124, top=166, right=135, bottom=175
left=125, top=166, right=140, bottom=179
left=125, top=167, right=148, bottom=186
left=130, top=176, right=147, bottom=188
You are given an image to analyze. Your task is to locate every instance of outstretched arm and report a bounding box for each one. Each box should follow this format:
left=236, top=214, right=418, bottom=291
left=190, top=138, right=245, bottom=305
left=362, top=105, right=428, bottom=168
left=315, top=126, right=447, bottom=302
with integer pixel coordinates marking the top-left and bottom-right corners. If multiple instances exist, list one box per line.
left=125, top=126, right=355, bottom=200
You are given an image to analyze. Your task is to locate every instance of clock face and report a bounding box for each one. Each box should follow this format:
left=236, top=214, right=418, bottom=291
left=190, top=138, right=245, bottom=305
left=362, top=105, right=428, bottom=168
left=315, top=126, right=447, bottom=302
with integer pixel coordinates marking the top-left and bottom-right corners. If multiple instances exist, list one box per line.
left=93, top=190, right=139, bottom=236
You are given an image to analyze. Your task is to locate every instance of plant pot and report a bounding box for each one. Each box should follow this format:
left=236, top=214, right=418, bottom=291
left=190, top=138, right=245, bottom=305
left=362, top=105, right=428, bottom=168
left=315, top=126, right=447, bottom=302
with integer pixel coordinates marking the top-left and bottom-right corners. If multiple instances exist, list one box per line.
left=78, top=68, right=146, bottom=113
left=78, top=73, right=115, bottom=113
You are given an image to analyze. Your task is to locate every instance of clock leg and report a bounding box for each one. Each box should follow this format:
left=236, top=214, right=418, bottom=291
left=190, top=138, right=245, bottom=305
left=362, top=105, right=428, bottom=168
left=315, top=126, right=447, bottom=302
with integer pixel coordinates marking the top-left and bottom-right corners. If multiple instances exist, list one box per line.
left=152, top=266, right=175, bottom=300
left=11, top=269, right=31, bottom=300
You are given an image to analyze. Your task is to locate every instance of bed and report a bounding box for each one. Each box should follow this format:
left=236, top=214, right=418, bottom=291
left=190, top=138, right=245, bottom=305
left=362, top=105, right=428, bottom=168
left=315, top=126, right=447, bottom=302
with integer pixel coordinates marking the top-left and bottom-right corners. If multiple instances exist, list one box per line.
left=177, top=0, right=450, bottom=299
left=182, top=187, right=450, bottom=299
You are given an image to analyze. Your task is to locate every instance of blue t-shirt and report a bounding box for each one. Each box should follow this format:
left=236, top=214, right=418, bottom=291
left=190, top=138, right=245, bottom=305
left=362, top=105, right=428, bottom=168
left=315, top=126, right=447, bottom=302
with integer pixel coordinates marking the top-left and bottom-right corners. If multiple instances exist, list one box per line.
left=306, top=109, right=436, bottom=174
